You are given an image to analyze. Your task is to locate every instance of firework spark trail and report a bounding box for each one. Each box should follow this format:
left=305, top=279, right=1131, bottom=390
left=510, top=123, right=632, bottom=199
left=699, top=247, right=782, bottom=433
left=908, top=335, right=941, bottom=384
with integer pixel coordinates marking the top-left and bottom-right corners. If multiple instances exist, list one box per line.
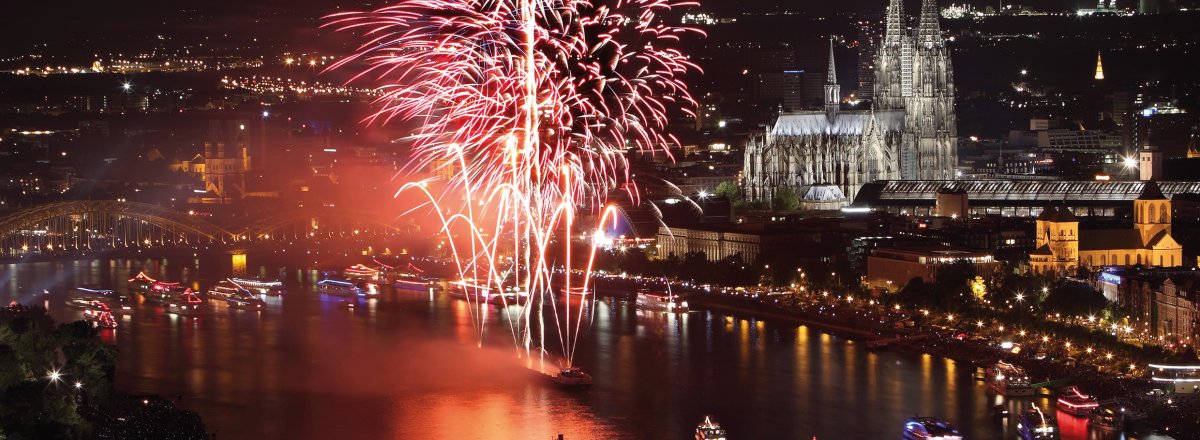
left=325, top=0, right=700, bottom=367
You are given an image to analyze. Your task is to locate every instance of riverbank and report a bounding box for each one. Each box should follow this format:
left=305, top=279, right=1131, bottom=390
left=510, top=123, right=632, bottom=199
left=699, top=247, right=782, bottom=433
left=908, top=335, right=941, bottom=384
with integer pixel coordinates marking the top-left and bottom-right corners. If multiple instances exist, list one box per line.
left=690, top=293, right=1200, bottom=439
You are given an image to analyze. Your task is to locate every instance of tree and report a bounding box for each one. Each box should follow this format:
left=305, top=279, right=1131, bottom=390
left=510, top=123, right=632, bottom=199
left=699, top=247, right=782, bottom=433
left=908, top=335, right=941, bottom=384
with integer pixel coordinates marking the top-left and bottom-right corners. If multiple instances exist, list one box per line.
left=771, top=187, right=800, bottom=211
left=714, top=181, right=746, bottom=212
left=714, top=181, right=741, bottom=202
left=1043, top=281, right=1110, bottom=316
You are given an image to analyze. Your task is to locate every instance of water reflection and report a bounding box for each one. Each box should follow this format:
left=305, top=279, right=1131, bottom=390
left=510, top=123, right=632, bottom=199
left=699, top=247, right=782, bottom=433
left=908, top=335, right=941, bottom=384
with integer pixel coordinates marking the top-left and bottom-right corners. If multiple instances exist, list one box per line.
left=0, top=257, right=1172, bottom=439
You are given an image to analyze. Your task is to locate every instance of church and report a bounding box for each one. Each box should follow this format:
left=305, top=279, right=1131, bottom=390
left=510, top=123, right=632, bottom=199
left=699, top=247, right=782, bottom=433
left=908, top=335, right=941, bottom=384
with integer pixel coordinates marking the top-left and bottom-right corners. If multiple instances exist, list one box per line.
left=743, top=0, right=958, bottom=205
left=1030, top=181, right=1183, bottom=275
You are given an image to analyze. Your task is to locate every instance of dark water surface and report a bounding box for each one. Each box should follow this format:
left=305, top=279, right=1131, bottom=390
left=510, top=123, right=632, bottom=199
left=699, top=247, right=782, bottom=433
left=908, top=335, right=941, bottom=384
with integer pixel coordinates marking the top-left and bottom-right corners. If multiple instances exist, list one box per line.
left=0, top=256, right=1161, bottom=439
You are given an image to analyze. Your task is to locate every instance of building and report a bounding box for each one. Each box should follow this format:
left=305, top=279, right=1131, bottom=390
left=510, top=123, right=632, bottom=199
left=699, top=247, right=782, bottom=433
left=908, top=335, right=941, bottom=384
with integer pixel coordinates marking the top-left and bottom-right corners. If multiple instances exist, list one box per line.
left=866, top=245, right=998, bottom=291
left=1029, top=181, right=1183, bottom=274
left=743, top=0, right=957, bottom=206
left=1155, top=278, right=1197, bottom=344
left=654, top=223, right=822, bottom=263
left=851, top=180, right=1200, bottom=217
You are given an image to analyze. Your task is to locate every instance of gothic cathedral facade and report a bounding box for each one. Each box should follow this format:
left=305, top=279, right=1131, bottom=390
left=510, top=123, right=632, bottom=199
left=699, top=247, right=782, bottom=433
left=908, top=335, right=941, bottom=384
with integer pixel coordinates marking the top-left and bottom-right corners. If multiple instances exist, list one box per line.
left=743, top=0, right=958, bottom=206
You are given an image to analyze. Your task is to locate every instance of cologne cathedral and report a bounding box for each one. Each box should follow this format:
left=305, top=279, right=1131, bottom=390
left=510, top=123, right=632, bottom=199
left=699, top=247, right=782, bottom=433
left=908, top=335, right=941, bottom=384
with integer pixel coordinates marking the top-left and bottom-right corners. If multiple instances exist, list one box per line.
left=743, top=0, right=958, bottom=205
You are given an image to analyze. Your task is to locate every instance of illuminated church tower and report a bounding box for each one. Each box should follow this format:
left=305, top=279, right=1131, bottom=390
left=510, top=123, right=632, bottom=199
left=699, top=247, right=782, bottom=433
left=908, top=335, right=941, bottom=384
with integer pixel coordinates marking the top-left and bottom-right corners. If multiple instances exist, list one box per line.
left=874, top=0, right=958, bottom=180
left=1094, top=52, right=1105, bottom=81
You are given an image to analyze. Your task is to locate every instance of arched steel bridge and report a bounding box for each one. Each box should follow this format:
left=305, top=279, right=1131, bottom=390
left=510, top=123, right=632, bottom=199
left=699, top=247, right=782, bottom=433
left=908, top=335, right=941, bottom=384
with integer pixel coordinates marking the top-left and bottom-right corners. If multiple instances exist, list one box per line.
left=0, top=201, right=416, bottom=257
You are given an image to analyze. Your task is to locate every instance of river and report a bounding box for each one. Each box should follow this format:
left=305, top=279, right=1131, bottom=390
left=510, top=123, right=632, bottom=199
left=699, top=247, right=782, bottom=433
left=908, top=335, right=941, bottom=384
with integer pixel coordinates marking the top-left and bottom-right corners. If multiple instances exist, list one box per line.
left=0, top=255, right=1167, bottom=439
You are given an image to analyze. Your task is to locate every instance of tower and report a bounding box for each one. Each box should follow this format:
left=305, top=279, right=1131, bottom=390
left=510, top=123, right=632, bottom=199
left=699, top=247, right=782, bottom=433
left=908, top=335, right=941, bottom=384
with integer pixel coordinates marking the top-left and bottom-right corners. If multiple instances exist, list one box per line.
left=202, top=120, right=248, bottom=204
left=1094, top=52, right=1105, bottom=81
left=1134, top=180, right=1171, bottom=245
left=1033, top=205, right=1079, bottom=274
left=1188, top=133, right=1200, bottom=159
left=825, top=38, right=841, bottom=120
left=875, top=0, right=957, bottom=180
left=1139, top=145, right=1161, bottom=181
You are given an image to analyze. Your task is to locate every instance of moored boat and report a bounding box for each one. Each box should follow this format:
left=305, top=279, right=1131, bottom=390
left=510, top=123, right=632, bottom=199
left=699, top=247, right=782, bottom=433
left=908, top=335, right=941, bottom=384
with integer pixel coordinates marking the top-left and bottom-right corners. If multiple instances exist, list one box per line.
left=986, top=361, right=1035, bottom=396
left=230, top=277, right=286, bottom=295
left=1055, top=386, right=1099, bottom=417
left=695, top=416, right=727, bottom=440
left=1087, top=405, right=1123, bottom=430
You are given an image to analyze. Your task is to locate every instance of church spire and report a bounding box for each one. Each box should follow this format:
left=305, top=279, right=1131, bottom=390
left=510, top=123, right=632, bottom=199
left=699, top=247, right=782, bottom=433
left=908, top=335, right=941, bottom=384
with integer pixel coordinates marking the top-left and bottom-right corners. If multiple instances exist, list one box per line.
left=825, top=37, right=841, bottom=120
left=1094, top=52, right=1105, bottom=80
left=826, top=38, right=838, bottom=86
left=917, top=0, right=943, bottom=48
left=885, top=0, right=905, bottom=47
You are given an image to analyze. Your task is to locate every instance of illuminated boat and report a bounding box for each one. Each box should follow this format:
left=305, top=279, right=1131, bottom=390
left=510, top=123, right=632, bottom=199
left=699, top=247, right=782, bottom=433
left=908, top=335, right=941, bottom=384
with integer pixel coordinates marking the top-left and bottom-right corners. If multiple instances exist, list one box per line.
left=71, top=288, right=133, bottom=313
left=128, top=272, right=158, bottom=291
left=1086, top=405, right=1123, bottom=430
left=449, top=280, right=527, bottom=305
left=343, top=264, right=380, bottom=281
left=162, top=288, right=205, bottom=316
left=68, top=298, right=112, bottom=318
left=986, top=361, right=1035, bottom=396
left=694, top=416, right=727, bottom=440
left=393, top=273, right=433, bottom=291
left=902, top=417, right=963, bottom=440
left=544, top=367, right=592, bottom=390
left=224, top=291, right=266, bottom=310
left=317, top=279, right=365, bottom=297
left=1016, top=406, right=1059, bottom=440
left=75, top=286, right=115, bottom=296
left=206, top=280, right=250, bottom=301
left=635, top=290, right=689, bottom=313
left=144, top=281, right=183, bottom=301
left=230, top=277, right=286, bottom=295
left=86, top=310, right=118, bottom=329
left=1055, top=386, right=1099, bottom=417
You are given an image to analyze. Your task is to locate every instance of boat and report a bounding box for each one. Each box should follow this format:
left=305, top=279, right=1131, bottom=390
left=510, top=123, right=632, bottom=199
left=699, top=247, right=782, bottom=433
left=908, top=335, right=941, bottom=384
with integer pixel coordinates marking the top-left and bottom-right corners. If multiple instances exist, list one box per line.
left=392, top=273, right=433, bottom=291
left=544, top=367, right=592, bottom=390
left=144, top=281, right=184, bottom=301
left=986, top=361, right=1035, bottom=396
left=206, top=280, right=251, bottom=301
left=229, top=277, right=286, bottom=295
left=128, top=272, right=158, bottom=291
left=635, top=289, right=688, bottom=313
left=1016, top=406, right=1059, bottom=439
left=162, top=288, right=205, bottom=316
left=224, top=290, right=266, bottom=310
left=902, top=417, right=962, bottom=440
left=75, top=286, right=115, bottom=296
left=448, top=280, right=526, bottom=305
left=84, top=309, right=118, bottom=329
left=343, top=264, right=380, bottom=281
left=69, top=291, right=132, bottom=316
left=1087, top=405, right=1124, bottom=430
left=317, top=279, right=365, bottom=297
left=694, top=416, right=727, bottom=440
left=1055, top=386, right=1099, bottom=417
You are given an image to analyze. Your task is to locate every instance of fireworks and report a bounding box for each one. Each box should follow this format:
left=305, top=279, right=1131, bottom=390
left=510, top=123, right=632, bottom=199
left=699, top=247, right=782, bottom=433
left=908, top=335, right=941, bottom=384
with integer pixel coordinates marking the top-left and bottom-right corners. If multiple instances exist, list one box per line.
left=324, top=0, right=700, bottom=366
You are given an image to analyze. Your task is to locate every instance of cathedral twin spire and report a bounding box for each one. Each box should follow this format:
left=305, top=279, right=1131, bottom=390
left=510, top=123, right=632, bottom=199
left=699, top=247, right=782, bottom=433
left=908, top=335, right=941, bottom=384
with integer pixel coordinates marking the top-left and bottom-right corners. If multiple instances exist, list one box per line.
left=886, top=0, right=945, bottom=48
